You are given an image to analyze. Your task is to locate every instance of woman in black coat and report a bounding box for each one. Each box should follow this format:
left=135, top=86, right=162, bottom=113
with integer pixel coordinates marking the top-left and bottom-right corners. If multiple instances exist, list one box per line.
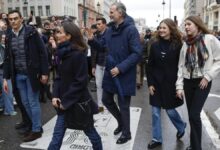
left=146, top=19, right=186, bottom=149
left=48, top=22, right=102, bottom=150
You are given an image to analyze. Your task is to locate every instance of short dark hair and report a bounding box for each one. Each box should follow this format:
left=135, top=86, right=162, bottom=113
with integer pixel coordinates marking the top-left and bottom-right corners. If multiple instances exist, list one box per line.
left=96, top=17, right=106, bottom=24
left=8, top=10, right=22, bottom=18
left=91, top=24, right=97, bottom=29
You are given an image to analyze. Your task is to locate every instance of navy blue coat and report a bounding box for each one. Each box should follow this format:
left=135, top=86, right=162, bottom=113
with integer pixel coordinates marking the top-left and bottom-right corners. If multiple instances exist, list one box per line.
left=89, top=16, right=142, bottom=96
left=53, top=42, right=98, bottom=119
left=146, top=39, right=183, bottom=109
left=3, top=25, right=49, bottom=92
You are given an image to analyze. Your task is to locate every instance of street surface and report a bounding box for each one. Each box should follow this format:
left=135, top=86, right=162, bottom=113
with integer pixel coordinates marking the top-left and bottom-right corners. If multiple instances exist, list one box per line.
left=0, top=79, right=220, bottom=150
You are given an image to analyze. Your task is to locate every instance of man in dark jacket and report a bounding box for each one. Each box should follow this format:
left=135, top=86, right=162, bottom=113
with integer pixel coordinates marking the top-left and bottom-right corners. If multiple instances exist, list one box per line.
left=3, top=10, right=49, bottom=142
left=91, top=17, right=107, bottom=112
left=89, top=2, right=142, bottom=144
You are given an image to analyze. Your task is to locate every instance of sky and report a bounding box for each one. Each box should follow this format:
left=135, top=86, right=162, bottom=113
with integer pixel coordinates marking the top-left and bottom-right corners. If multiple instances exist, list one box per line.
left=120, top=0, right=185, bottom=28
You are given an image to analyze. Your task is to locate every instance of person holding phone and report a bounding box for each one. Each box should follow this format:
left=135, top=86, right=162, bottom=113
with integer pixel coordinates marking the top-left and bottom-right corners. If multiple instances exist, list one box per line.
left=48, top=21, right=102, bottom=150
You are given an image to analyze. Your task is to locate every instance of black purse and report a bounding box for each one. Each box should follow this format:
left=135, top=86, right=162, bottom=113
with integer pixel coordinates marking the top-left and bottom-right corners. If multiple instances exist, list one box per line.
left=64, top=99, right=92, bottom=130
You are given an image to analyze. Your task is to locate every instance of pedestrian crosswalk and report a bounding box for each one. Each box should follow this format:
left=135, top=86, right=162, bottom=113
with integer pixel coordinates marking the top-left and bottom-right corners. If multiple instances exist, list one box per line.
left=20, top=107, right=141, bottom=150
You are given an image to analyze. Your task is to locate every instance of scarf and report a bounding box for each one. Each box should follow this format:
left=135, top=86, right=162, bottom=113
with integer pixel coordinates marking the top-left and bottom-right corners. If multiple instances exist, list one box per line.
left=57, top=41, right=72, bottom=59
left=185, top=33, right=209, bottom=73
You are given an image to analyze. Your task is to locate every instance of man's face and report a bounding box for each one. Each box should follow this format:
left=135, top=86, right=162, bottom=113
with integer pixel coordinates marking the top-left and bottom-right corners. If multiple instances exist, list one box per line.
left=96, top=20, right=106, bottom=32
left=109, top=5, right=122, bottom=23
left=8, top=13, right=23, bottom=31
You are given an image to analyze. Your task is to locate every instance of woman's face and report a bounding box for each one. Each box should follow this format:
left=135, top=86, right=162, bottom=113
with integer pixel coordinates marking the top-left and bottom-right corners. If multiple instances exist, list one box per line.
left=159, top=22, right=170, bottom=40
left=55, top=27, right=71, bottom=44
left=49, top=36, right=55, bottom=43
left=184, top=20, right=199, bottom=37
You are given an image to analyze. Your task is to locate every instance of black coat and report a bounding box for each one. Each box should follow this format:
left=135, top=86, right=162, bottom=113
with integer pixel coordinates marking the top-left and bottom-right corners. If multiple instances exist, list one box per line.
left=3, top=25, right=49, bottom=92
left=146, top=39, right=183, bottom=109
left=53, top=42, right=98, bottom=124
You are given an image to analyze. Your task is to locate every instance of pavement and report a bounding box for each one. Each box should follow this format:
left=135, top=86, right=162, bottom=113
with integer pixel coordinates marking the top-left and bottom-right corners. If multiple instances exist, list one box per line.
left=0, top=78, right=219, bottom=150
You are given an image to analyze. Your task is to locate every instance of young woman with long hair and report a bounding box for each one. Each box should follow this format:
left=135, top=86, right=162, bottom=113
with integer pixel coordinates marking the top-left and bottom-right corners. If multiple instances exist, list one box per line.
left=176, top=16, right=220, bottom=150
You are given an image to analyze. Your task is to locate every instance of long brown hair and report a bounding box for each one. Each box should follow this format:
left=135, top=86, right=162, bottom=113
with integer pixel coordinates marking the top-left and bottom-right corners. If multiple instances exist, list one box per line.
left=185, top=16, right=210, bottom=34
left=156, top=18, right=182, bottom=46
left=61, top=21, right=88, bottom=52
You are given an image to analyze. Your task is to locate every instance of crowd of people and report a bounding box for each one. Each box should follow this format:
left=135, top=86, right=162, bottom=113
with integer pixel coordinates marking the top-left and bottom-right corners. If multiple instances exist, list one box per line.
left=0, top=1, right=219, bottom=150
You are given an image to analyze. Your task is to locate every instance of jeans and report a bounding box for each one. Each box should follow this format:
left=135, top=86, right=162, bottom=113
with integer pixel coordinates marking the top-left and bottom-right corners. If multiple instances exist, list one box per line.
left=1, top=79, right=15, bottom=114
left=102, top=90, right=131, bottom=137
left=48, top=114, right=103, bottom=150
left=16, top=74, right=41, bottom=132
left=152, top=106, right=185, bottom=143
left=95, top=65, right=105, bottom=107
left=184, top=78, right=211, bottom=150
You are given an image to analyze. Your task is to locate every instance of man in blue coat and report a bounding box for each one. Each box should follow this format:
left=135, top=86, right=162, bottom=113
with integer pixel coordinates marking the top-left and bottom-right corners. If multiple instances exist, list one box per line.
left=89, top=2, right=142, bottom=144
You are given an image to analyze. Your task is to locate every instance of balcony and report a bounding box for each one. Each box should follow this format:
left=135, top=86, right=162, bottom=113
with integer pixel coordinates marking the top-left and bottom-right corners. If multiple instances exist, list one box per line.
left=210, top=1, right=220, bottom=9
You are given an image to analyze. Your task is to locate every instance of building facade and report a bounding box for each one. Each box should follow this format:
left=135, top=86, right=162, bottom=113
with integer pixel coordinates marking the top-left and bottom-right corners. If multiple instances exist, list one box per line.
left=0, top=0, right=4, bottom=14
left=3, top=0, right=78, bottom=19
left=203, top=0, right=220, bottom=31
left=184, top=0, right=204, bottom=17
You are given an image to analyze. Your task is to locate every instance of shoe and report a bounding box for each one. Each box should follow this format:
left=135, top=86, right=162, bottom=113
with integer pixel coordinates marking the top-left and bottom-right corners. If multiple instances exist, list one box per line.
left=148, top=140, right=162, bottom=149
left=4, top=111, right=17, bottom=116
left=98, top=106, right=104, bottom=112
left=114, top=126, right=122, bottom=135
left=177, top=123, right=187, bottom=140
left=116, top=134, right=131, bottom=144
left=15, top=122, right=26, bottom=130
left=186, top=146, right=192, bottom=150
left=17, top=127, right=31, bottom=135
left=23, top=131, right=42, bottom=142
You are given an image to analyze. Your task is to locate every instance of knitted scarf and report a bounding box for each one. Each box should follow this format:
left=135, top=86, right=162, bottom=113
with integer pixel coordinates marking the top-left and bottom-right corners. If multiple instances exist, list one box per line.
left=185, top=33, right=209, bottom=73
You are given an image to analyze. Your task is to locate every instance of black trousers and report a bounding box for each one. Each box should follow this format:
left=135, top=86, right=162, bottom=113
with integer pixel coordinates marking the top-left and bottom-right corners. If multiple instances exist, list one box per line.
left=184, top=78, right=211, bottom=150
left=102, top=90, right=131, bottom=137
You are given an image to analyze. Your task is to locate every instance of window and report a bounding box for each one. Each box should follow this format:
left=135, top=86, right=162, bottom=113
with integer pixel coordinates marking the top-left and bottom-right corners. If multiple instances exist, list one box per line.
left=38, top=6, right=43, bottom=16
left=23, top=7, right=28, bottom=17
left=15, top=7, right=20, bottom=11
left=30, top=6, right=35, bottom=15
left=8, top=0, right=12, bottom=3
left=46, top=6, right=50, bottom=16
left=8, top=7, right=12, bottom=13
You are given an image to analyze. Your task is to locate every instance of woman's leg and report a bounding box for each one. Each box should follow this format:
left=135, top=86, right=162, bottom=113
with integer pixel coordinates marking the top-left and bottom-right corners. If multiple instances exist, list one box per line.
left=48, top=114, right=66, bottom=150
left=151, top=106, right=162, bottom=142
left=166, top=109, right=186, bottom=137
left=84, top=127, right=102, bottom=150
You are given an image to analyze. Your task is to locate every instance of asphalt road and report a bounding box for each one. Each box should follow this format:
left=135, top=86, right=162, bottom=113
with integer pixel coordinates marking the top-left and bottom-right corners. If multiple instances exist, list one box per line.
left=0, top=80, right=219, bottom=150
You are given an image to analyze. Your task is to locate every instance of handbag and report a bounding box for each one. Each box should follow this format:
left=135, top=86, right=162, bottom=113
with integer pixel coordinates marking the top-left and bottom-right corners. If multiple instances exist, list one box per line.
left=64, top=99, right=92, bottom=130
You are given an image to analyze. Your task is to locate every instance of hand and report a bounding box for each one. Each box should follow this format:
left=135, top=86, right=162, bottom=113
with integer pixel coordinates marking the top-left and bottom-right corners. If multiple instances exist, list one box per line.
left=176, top=89, right=184, bottom=100
left=51, top=41, right=57, bottom=48
left=92, top=68, right=96, bottom=76
left=3, top=79, right=8, bottom=94
left=87, top=29, right=94, bottom=40
left=199, top=77, right=208, bottom=89
left=149, top=86, right=155, bottom=96
left=40, top=75, right=48, bottom=84
left=110, top=67, right=120, bottom=77
left=52, top=98, right=61, bottom=108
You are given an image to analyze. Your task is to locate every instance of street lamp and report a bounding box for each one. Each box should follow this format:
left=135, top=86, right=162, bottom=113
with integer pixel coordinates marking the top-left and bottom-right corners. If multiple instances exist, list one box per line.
left=169, top=0, right=171, bottom=18
left=162, top=0, right=165, bottom=19
left=97, top=2, right=100, bottom=17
